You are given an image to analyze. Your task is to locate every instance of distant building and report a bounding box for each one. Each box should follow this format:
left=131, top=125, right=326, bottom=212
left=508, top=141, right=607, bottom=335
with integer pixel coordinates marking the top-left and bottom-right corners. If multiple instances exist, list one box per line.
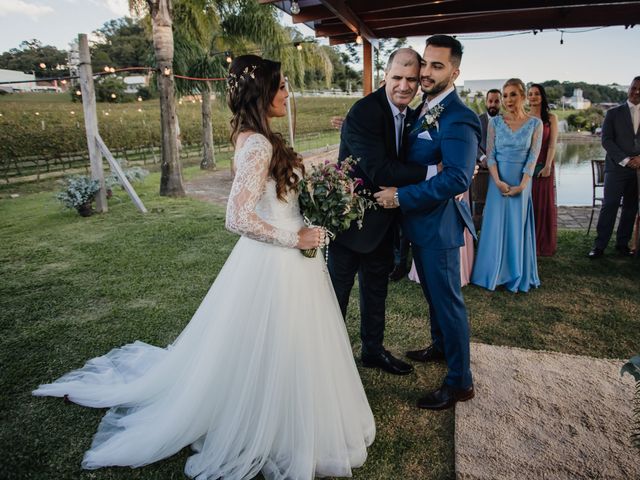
left=0, top=68, right=35, bottom=93
left=124, top=75, right=148, bottom=94
left=561, top=88, right=591, bottom=110
left=462, top=79, right=507, bottom=97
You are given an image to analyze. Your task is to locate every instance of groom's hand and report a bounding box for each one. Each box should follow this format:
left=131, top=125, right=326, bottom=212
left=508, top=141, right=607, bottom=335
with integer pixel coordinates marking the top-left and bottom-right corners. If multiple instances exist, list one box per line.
left=374, top=187, right=399, bottom=209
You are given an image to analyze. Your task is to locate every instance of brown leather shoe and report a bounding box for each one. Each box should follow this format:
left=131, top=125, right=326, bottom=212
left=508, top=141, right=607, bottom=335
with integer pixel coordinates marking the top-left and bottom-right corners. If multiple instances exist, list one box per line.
left=417, top=384, right=475, bottom=410
left=406, top=344, right=445, bottom=363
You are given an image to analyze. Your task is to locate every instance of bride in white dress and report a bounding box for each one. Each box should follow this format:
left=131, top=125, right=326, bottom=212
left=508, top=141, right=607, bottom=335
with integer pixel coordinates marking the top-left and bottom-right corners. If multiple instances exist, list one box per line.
left=33, top=55, right=375, bottom=480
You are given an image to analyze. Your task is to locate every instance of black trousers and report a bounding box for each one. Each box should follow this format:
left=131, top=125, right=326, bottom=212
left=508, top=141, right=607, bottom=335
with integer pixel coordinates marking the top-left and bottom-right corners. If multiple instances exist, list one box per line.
left=595, top=171, right=639, bottom=250
left=328, top=229, right=394, bottom=357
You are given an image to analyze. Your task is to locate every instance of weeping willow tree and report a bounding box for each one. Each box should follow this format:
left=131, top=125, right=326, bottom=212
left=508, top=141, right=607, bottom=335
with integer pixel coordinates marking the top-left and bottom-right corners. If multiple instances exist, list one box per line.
left=172, top=0, right=333, bottom=170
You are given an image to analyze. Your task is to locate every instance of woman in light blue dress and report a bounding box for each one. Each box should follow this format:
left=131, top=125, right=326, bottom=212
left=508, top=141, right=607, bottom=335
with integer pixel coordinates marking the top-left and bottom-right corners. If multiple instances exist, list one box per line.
left=471, top=78, right=543, bottom=292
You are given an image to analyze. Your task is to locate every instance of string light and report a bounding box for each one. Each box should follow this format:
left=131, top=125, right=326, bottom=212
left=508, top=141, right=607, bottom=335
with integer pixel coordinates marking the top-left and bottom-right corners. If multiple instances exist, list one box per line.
left=104, top=66, right=111, bottom=72
left=110, top=93, right=117, bottom=99
left=163, top=66, right=172, bottom=76
left=137, top=96, right=143, bottom=102
left=355, top=34, right=363, bottom=45
left=75, top=90, right=81, bottom=96
left=35, top=112, right=40, bottom=116
left=294, top=42, right=303, bottom=51
left=225, top=51, right=233, bottom=64
left=70, top=111, right=75, bottom=115
left=39, top=63, right=46, bottom=69
left=137, top=108, right=143, bottom=112
left=290, top=0, right=300, bottom=15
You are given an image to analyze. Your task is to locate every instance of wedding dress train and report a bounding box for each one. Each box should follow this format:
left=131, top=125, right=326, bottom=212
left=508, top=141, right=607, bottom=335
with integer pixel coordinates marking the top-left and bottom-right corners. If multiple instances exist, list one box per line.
left=33, top=133, right=375, bottom=479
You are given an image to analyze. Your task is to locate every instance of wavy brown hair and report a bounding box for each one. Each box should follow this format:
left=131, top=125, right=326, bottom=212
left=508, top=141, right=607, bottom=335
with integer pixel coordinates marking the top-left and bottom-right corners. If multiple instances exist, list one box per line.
left=227, top=55, right=303, bottom=201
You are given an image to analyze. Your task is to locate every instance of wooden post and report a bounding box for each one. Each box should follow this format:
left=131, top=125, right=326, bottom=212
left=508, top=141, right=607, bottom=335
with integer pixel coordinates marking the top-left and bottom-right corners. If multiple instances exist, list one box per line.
left=285, top=77, right=295, bottom=148
left=363, top=38, right=373, bottom=96
left=78, top=33, right=107, bottom=212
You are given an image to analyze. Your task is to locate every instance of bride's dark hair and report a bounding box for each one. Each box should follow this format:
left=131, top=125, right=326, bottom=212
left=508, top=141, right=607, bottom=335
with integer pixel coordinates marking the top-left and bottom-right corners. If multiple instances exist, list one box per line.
left=227, top=54, right=304, bottom=201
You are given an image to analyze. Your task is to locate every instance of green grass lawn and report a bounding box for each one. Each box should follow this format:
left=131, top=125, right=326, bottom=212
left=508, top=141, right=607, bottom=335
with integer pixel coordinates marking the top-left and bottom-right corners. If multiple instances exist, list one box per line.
left=1, top=170, right=639, bottom=479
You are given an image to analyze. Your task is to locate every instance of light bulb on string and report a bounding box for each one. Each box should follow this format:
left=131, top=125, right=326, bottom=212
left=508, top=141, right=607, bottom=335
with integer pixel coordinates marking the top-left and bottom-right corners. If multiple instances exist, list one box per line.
left=355, top=34, right=363, bottom=45
left=163, top=66, right=172, bottom=76
left=39, top=63, right=46, bottom=69
left=290, top=1, right=300, bottom=15
left=295, top=42, right=303, bottom=51
left=75, top=90, right=82, bottom=96
left=111, top=93, right=117, bottom=99
left=225, top=52, right=233, bottom=64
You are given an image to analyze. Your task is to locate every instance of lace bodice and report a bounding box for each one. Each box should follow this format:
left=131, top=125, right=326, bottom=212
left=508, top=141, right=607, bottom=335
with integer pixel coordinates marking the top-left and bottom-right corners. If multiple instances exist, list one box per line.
left=225, top=133, right=301, bottom=248
left=486, top=115, right=543, bottom=176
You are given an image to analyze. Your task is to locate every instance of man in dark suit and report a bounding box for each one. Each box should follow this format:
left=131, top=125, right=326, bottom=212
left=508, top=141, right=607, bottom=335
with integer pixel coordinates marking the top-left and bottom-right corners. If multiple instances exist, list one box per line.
left=375, top=35, right=480, bottom=410
left=477, top=89, right=501, bottom=166
left=328, top=48, right=428, bottom=376
left=472, top=89, right=501, bottom=228
left=588, top=76, right=640, bottom=258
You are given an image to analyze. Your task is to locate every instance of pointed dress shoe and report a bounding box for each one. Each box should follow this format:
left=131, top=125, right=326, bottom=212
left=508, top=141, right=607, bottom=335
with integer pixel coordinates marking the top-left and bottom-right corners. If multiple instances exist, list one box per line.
left=615, top=245, right=634, bottom=257
left=587, top=247, right=604, bottom=259
left=405, top=344, right=446, bottom=363
left=361, top=349, right=414, bottom=375
left=417, top=384, right=475, bottom=410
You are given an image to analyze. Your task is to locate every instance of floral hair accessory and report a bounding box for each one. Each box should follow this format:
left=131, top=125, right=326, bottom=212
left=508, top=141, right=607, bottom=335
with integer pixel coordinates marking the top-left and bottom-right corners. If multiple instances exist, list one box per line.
left=420, top=103, right=445, bottom=132
left=227, top=65, right=258, bottom=93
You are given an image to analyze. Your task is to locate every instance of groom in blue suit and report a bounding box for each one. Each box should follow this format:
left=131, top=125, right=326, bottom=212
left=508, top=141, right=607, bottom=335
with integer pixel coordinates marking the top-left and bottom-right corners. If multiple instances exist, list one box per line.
left=375, top=35, right=480, bottom=410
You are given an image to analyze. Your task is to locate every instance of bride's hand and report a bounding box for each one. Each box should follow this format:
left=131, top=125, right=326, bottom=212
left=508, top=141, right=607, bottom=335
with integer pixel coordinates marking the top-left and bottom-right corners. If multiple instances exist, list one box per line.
left=296, top=227, right=325, bottom=250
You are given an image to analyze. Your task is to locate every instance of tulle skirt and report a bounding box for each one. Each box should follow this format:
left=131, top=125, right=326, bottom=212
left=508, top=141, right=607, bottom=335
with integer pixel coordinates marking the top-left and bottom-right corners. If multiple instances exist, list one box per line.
left=33, top=233, right=375, bottom=479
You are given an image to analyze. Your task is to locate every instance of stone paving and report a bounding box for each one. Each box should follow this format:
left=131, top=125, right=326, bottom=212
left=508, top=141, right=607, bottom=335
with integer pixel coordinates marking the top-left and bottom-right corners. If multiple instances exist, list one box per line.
left=184, top=145, right=604, bottom=231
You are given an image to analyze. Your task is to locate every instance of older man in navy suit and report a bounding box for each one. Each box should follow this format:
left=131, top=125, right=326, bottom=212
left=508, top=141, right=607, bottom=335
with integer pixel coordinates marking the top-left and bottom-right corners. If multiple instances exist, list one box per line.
left=375, top=35, right=480, bottom=410
left=329, top=49, right=429, bottom=376
left=588, top=76, right=640, bottom=258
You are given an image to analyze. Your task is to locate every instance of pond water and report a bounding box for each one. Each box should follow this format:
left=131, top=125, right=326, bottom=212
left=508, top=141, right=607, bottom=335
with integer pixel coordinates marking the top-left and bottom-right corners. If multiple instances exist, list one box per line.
left=554, top=139, right=605, bottom=206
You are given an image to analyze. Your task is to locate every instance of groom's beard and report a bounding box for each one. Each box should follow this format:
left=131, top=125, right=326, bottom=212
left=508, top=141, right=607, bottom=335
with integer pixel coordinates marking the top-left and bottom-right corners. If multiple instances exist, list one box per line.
left=487, top=107, right=500, bottom=117
left=420, top=76, right=450, bottom=97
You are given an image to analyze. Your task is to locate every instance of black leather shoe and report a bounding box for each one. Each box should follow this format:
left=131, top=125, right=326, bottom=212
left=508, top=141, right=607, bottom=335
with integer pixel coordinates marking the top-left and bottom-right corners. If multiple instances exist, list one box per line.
left=615, top=245, right=634, bottom=257
left=406, top=344, right=446, bottom=363
left=587, top=247, right=604, bottom=259
left=417, top=384, right=475, bottom=410
left=362, top=350, right=414, bottom=375
left=388, top=265, right=408, bottom=282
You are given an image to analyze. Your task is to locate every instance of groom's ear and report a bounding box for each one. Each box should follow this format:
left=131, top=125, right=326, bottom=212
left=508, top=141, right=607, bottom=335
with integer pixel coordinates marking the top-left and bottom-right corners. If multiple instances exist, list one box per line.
left=451, top=68, right=460, bottom=83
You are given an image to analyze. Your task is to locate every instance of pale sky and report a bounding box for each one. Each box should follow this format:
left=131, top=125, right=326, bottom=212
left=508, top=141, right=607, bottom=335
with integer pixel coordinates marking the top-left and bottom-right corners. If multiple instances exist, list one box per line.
left=0, top=0, right=637, bottom=86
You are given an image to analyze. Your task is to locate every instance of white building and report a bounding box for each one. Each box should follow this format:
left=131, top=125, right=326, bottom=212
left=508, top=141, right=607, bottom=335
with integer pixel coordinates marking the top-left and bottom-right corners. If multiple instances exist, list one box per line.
left=124, top=75, right=148, bottom=94
left=561, top=88, right=592, bottom=110
left=0, top=68, right=35, bottom=93
left=462, top=79, right=507, bottom=97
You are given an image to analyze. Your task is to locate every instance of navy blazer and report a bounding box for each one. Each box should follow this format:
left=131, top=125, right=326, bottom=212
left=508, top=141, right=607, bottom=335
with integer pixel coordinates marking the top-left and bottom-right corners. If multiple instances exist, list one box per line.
left=335, top=87, right=427, bottom=254
left=602, top=102, right=640, bottom=178
left=398, top=91, right=481, bottom=250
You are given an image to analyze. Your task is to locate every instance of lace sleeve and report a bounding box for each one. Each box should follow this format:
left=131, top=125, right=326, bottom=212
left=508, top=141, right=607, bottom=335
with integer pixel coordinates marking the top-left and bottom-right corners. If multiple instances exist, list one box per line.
left=523, top=118, right=543, bottom=176
left=225, top=134, right=299, bottom=248
left=486, top=117, right=497, bottom=167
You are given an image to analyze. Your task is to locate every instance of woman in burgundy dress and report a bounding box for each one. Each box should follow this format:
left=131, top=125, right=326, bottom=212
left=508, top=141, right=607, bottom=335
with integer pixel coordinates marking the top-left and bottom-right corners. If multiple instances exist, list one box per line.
left=528, top=84, right=559, bottom=256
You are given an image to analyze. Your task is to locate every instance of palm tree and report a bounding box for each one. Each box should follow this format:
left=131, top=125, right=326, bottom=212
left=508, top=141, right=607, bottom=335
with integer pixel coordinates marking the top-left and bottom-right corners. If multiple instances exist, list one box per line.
left=129, top=0, right=184, bottom=196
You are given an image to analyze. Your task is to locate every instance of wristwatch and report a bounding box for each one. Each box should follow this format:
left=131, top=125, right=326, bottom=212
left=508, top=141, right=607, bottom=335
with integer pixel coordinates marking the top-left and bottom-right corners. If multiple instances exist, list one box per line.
left=393, top=190, right=400, bottom=207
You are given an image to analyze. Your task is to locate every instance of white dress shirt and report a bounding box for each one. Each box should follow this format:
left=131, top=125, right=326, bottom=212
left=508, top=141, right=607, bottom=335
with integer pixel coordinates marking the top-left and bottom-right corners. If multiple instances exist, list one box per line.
left=620, top=100, right=640, bottom=166
left=422, top=87, right=455, bottom=179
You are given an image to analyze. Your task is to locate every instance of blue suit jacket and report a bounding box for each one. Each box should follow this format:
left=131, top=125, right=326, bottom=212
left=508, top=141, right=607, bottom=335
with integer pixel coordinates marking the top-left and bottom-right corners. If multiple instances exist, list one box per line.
left=399, top=91, right=481, bottom=250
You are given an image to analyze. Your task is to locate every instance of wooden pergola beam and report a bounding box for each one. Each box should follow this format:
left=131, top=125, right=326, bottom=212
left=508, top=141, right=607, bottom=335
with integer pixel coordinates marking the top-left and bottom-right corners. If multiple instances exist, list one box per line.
left=372, top=4, right=640, bottom=36
left=318, top=0, right=378, bottom=46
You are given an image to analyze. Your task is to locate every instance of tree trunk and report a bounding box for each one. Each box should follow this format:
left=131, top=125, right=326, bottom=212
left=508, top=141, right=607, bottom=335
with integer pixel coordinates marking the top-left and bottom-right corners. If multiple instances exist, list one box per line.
left=200, top=84, right=216, bottom=170
left=151, top=0, right=185, bottom=196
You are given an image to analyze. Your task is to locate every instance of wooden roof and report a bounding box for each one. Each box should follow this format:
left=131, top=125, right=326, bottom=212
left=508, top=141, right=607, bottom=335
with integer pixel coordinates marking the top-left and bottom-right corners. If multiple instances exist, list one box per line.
left=259, top=0, right=640, bottom=46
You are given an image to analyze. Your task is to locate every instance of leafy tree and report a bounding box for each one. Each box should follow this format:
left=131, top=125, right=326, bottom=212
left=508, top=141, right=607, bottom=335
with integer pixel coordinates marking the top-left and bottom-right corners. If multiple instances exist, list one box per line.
left=91, top=17, right=153, bottom=72
left=0, top=39, right=68, bottom=78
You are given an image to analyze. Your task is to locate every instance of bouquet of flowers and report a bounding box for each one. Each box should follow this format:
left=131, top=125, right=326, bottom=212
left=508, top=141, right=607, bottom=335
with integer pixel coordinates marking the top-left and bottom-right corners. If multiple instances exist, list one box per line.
left=298, top=156, right=376, bottom=259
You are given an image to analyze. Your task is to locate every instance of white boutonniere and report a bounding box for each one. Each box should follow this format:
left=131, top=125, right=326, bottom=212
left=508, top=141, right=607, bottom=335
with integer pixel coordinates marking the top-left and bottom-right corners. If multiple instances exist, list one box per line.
left=420, top=104, right=444, bottom=132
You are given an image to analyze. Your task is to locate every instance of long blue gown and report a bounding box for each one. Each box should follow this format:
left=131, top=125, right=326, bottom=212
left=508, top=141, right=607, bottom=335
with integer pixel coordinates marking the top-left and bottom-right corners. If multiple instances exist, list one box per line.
left=471, top=115, right=543, bottom=292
